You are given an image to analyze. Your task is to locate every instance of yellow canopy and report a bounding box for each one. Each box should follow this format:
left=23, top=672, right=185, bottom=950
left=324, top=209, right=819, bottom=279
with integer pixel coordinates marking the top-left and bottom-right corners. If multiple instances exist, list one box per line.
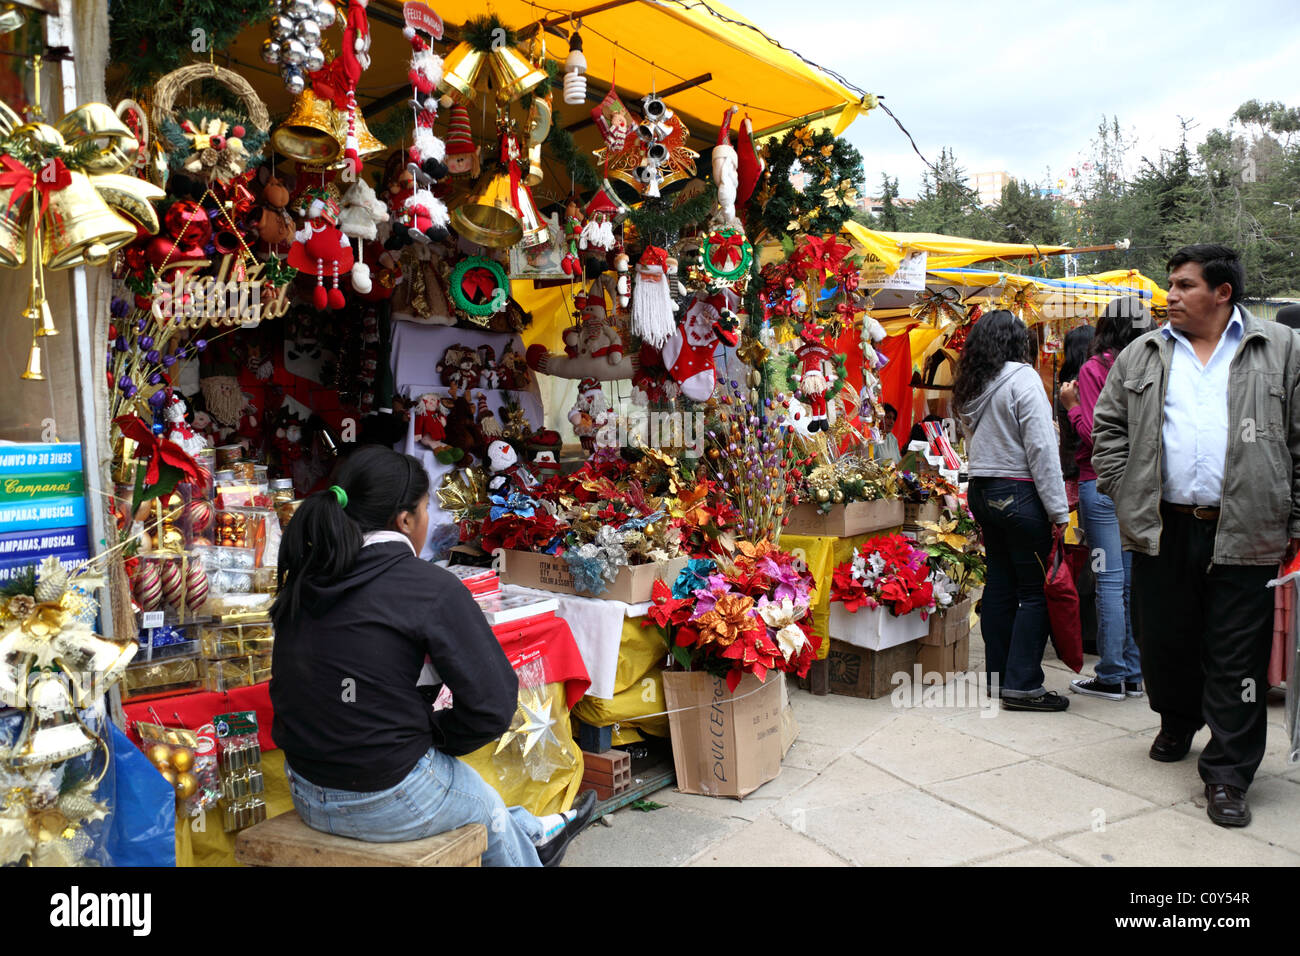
left=843, top=221, right=1071, bottom=276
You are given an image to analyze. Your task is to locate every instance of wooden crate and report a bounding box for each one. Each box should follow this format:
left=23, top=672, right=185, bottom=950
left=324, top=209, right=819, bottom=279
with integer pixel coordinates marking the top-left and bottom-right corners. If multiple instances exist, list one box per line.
left=825, top=638, right=921, bottom=700
left=783, top=498, right=904, bottom=537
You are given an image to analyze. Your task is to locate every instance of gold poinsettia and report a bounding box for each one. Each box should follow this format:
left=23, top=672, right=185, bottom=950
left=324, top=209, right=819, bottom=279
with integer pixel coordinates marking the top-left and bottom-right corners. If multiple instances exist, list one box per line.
left=694, top=593, right=757, bottom=648
left=920, top=515, right=971, bottom=551
left=736, top=337, right=770, bottom=369
left=437, top=468, right=488, bottom=523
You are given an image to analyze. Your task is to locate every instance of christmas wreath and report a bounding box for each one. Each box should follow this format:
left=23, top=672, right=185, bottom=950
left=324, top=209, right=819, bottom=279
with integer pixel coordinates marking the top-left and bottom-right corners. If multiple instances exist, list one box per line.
left=450, top=257, right=511, bottom=321
left=755, top=125, right=865, bottom=238
left=700, top=227, right=752, bottom=282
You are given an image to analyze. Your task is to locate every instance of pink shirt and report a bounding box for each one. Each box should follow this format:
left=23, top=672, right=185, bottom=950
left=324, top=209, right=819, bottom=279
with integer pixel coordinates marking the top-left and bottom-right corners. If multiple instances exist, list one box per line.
left=1065, top=351, right=1116, bottom=482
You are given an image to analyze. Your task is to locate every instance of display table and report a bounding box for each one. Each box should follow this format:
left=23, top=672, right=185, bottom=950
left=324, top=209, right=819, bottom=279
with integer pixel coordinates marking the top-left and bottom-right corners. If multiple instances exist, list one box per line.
left=122, top=615, right=589, bottom=865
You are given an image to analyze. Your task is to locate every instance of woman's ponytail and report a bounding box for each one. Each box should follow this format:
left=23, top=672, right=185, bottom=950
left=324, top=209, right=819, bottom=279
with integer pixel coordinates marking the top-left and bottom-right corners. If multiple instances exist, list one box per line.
left=272, top=485, right=363, bottom=629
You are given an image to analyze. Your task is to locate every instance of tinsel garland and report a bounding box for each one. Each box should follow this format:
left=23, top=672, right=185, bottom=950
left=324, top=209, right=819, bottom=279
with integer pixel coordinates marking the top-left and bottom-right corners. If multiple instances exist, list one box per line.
left=755, top=125, right=865, bottom=239
left=108, top=0, right=273, bottom=91
left=462, top=14, right=515, bottom=52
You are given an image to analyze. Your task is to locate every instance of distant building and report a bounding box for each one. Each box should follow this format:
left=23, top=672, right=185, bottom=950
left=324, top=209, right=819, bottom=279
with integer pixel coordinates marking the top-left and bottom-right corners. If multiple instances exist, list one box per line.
left=974, top=170, right=1010, bottom=206
left=860, top=195, right=917, bottom=216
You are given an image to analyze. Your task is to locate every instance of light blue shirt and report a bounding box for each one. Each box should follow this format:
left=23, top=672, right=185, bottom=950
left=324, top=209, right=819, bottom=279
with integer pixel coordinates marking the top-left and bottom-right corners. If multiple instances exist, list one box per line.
left=1159, top=307, right=1244, bottom=505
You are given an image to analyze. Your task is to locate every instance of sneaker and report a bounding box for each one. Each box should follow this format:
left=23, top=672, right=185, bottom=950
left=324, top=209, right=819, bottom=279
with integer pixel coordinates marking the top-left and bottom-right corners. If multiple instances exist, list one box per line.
left=536, top=790, right=597, bottom=867
left=1001, top=691, right=1070, bottom=712
left=1124, top=680, right=1144, bottom=699
left=1070, top=677, right=1126, bottom=701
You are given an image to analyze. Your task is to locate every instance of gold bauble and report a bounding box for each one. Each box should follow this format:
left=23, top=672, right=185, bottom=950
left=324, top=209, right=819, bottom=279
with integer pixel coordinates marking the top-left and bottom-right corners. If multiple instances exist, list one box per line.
left=159, top=769, right=175, bottom=787
left=170, top=748, right=194, bottom=773
left=815, top=489, right=830, bottom=503
left=174, top=772, right=198, bottom=800
left=833, top=489, right=845, bottom=503
left=147, top=743, right=173, bottom=766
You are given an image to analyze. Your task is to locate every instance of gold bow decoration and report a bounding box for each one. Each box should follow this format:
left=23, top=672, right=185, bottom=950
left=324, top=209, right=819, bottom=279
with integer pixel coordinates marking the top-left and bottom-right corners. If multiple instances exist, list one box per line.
left=911, top=287, right=965, bottom=333
left=1000, top=285, right=1044, bottom=326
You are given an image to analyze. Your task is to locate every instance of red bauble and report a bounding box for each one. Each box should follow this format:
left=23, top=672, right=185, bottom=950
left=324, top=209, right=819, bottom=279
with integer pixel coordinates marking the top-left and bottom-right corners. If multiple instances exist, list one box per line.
left=164, top=200, right=212, bottom=249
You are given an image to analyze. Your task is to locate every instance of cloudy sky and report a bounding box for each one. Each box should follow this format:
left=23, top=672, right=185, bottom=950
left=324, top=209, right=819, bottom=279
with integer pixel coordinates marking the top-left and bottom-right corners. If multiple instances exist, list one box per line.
left=735, top=0, right=1300, bottom=199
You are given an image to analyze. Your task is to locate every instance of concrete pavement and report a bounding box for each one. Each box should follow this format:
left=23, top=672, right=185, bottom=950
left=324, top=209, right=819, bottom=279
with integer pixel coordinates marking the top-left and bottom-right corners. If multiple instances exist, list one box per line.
left=563, top=634, right=1300, bottom=866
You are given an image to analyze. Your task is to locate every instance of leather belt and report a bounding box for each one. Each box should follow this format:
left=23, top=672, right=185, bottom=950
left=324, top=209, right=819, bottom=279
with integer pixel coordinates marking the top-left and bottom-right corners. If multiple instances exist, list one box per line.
left=1162, top=501, right=1221, bottom=520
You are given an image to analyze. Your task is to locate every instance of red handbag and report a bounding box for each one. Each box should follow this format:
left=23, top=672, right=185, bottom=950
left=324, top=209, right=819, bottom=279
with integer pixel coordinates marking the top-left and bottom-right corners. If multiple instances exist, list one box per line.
left=1042, top=526, right=1083, bottom=672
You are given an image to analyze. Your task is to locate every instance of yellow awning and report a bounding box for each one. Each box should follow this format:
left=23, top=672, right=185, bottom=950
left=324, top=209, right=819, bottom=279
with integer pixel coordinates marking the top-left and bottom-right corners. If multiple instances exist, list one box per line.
left=843, top=221, right=1070, bottom=276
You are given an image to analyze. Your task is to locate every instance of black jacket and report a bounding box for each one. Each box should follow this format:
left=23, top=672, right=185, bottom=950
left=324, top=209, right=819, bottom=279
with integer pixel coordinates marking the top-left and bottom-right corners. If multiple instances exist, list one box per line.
left=270, top=542, right=518, bottom=791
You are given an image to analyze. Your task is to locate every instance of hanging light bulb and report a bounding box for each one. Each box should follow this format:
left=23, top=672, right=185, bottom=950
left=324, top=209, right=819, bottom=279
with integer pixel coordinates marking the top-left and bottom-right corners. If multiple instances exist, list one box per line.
left=563, top=31, right=587, bottom=105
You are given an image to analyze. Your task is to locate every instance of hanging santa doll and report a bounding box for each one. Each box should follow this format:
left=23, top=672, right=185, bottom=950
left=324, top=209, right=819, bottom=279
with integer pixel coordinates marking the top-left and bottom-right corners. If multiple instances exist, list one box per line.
left=631, top=246, right=677, bottom=349
left=794, top=325, right=836, bottom=432
left=568, top=378, right=613, bottom=454
left=289, top=188, right=355, bottom=311
left=661, top=291, right=741, bottom=402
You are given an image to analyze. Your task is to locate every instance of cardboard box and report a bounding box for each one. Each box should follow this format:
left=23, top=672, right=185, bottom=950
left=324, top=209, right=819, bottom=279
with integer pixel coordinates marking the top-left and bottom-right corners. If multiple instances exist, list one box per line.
left=783, top=498, right=904, bottom=537
left=917, top=634, right=970, bottom=677
left=829, top=603, right=929, bottom=651
left=825, top=637, right=920, bottom=699
left=499, top=551, right=688, bottom=604
left=903, top=500, right=942, bottom=528
left=662, top=670, right=782, bottom=799
left=922, top=597, right=973, bottom=646
left=778, top=673, right=798, bottom=756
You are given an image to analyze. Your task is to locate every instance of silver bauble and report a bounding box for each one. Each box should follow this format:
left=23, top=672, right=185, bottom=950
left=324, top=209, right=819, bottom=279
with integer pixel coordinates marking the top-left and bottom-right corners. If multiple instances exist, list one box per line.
left=304, top=46, right=326, bottom=73
left=313, top=0, right=336, bottom=29
left=294, top=18, right=321, bottom=46
left=286, top=0, right=314, bottom=19
left=280, top=37, right=308, bottom=66
left=281, top=65, right=306, bottom=95
left=261, top=37, right=282, bottom=65
left=269, top=13, right=294, bottom=39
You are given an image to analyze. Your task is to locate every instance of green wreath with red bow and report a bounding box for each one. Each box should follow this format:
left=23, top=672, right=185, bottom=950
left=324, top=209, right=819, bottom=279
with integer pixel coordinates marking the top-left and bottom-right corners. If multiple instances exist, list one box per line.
left=450, top=257, right=511, bottom=322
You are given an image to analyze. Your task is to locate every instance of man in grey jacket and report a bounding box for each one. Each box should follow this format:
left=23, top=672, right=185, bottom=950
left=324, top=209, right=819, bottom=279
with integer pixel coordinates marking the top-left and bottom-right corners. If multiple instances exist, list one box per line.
left=1092, top=244, right=1300, bottom=828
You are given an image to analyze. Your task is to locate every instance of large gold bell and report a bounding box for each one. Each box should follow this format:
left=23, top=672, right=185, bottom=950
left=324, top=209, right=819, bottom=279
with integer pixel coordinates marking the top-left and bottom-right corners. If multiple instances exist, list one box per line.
left=41, top=170, right=137, bottom=270
left=272, top=87, right=342, bottom=166
left=52, top=629, right=137, bottom=707
left=439, top=42, right=487, bottom=106
left=0, top=180, right=26, bottom=267
left=8, top=670, right=98, bottom=768
left=450, top=168, right=523, bottom=249
left=487, top=45, right=546, bottom=103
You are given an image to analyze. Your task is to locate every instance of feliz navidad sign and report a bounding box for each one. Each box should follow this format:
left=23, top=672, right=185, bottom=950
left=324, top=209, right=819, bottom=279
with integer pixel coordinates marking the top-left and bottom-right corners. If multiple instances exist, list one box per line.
left=150, top=255, right=292, bottom=327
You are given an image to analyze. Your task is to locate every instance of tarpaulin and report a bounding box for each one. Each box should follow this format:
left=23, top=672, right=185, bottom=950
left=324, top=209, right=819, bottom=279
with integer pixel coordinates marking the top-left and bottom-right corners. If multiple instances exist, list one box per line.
left=844, top=222, right=1069, bottom=276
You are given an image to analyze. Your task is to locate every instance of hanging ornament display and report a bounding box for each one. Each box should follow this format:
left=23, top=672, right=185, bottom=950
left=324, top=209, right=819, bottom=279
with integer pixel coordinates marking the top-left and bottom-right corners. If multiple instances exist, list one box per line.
left=784, top=324, right=847, bottom=433
left=759, top=124, right=864, bottom=236
left=579, top=188, right=619, bottom=252
left=442, top=101, right=481, bottom=181
left=911, top=286, right=965, bottom=331
left=525, top=283, right=634, bottom=381
left=594, top=94, right=697, bottom=198
left=711, top=105, right=740, bottom=227
left=591, top=87, right=634, bottom=153
left=265, top=0, right=333, bottom=92
left=563, top=30, right=587, bottom=105
left=288, top=188, right=355, bottom=310
left=438, top=15, right=545, bottom=106
left=500, top=123, right=550, bottom=248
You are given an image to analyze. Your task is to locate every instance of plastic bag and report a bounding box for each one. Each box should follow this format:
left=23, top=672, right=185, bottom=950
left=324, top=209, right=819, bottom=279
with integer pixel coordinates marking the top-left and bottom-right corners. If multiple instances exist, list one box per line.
left=102, top=721, right=176, bottom=867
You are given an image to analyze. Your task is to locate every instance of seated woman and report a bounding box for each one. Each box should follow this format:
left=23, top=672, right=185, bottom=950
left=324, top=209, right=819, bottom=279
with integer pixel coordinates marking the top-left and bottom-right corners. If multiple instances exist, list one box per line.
left=269, top=445, right=594, bottom=866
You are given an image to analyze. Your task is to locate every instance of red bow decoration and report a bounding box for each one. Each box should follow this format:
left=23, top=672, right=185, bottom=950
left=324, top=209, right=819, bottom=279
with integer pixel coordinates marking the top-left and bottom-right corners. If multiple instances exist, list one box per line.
left=461, top=267, right=497, bottom=304
left=114, top=414, right=203, bottom=500
left=792, top=234, right=852, bottom=285
left=835, top=300, right=858, bottom=322
left=707, top=232, right=747, bottom=270
left=0, top=154, right=71, bottom=219
left=211, top=171, right=257, bottom=220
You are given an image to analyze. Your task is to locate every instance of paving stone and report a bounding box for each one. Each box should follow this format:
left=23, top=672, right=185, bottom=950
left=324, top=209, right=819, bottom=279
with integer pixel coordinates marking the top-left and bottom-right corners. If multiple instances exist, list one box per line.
left=1041, top=732, right=1208, bottom=806
left=1173, top=775, right=1300, bottom=855
left=781, top=739, right=842, bottom=772
left=561, top=805, right=742, bottom=867
left=787, top=788, right=1027, bottom=865
left=927, top=759, right=1155, bottom=841
left=1051, top=807, right=1300, bottom=866
left=942, top=707, right=1128, bottom=757
left=852, top=713, right=1025, bottom=785
left=1060, top=693, right=1162, bottom=733
left=770, top=752, right=910, bottom=818
left=687, top=812, right=849, bottom=867
left=972, top=846, right=1082, bottom=867
left=647, top=767, right=818, bottom=823
left=787, top=687, right=902, bottom=749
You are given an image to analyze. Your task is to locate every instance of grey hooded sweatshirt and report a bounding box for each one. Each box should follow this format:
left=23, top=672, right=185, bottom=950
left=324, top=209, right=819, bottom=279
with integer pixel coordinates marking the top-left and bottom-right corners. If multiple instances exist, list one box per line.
left=958, top=362, right=1069, bottom=525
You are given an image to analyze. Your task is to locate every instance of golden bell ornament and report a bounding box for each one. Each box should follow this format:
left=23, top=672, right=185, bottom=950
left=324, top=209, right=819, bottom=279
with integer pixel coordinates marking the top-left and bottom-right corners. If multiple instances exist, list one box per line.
left=524, top=141, right=544, bottom=188
left=331, top=106, right=384, bottom=167
left=487, top=45, right=546, bottom=103
left=449, top=169, right=523, bottom=249
left=439, top=42, right=487, bottom=106
left=51, top=629, right=137, bottom=707
left=8, top=670, right=98, bottom=769
left=514, top=178, right=550, bottom=249
left=272, top=87, right=342, bottom=166
left=0, top=625, right=35, bottom=708
left=0, top=180, right=27, bottom=268
left=41, top=170, right=137, bottom=270
left=19, top=341, right=43, bottom=381
left=24, top=288, right=56, bottom=337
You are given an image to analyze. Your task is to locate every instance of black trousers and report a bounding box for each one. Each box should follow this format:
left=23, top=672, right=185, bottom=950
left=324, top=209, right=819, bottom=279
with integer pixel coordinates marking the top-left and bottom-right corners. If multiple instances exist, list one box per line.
left=1130, top=506, right=1276, bottom=791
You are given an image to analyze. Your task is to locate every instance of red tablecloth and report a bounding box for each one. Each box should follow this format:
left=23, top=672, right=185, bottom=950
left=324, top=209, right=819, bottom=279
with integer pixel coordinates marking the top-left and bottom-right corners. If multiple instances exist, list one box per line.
left=122, top=615, right=590, bottom=747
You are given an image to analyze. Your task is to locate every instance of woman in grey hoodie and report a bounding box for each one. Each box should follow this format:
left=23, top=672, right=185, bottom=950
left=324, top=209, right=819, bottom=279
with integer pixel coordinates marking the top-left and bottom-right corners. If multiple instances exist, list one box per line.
left=954, top=311, right=1071, bottom=712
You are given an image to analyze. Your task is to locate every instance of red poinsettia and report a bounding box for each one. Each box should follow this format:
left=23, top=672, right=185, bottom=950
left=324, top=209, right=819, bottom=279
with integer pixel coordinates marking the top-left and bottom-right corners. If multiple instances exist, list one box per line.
left=829, top=534, right=937, bottom=618
left=719, top=623, right=780, bottom=691
left=646, top=578, right=693, bottom=629
left=480, top=512, right=564, bottom=555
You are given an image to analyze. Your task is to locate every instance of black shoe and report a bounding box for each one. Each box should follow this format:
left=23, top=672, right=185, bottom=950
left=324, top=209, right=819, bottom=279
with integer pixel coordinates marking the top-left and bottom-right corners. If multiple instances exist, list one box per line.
left=1124, top=680, right=1144, bottom=699
left=1205, top=783, right=1251, bottom=828
left=1001, top=691, right=1069, bottom=712
left=1148, top=728, right=1195, bottom=762
left=1070, top=676, right=1126, bottom=700
left=537, top=790, right=597, bottom=867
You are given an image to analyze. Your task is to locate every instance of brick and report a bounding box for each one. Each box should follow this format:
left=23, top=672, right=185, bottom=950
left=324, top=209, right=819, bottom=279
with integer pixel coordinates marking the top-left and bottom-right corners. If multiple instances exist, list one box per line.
left=581, top=749, right=630, bottom=776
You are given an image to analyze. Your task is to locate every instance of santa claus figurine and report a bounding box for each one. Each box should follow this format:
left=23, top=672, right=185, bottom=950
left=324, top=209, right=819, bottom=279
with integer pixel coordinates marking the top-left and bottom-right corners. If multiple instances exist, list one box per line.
left=163, top=395, right=209, bottom=457
left=661, top=291, right=741, bottom=402
left=412, top=392, right=462, bottom=465
left=568, top=378, right=612, bottom=453
left=487, top=439, right=538, bottom=496
left=632, top=245, right=678, bottom=349
left=795, top=325, right=836, bottom=432
left=288, top=188, right=355, bottom=311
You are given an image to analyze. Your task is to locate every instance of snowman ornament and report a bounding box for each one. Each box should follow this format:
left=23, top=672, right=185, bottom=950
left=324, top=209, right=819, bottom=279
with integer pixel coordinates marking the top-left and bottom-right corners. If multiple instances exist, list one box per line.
left=661, top=292, right=741, bottom=402
left=487, top=439, right=538, bottom=496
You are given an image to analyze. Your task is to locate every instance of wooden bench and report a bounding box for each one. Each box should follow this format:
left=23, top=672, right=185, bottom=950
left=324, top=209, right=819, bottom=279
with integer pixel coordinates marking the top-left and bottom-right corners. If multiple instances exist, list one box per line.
left=234, top=811, right=487, bottom=867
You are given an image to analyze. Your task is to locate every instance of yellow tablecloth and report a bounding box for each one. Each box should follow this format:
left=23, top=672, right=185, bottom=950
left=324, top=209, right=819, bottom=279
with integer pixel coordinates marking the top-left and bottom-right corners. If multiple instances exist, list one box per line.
left=781, top=530, right=902, bottom=660
left=571, top=618, right=671, bottom=745
left=176, top=749, right=294, bottom=868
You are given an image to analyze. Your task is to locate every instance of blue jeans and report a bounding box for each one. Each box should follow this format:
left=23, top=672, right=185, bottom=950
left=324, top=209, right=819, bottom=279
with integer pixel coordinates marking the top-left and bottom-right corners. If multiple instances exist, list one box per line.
left=967, top=477, right=1053, bottom=698
left=1077, top=480, right=1141, bottom=685
left=286, top=748, right=545, bottom=867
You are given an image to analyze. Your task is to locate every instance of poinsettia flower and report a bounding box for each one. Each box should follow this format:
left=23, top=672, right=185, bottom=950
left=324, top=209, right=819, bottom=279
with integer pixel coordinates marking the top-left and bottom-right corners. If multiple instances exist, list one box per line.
left=757, top=597, right=811, bottom=662
left=647, top=578, right=693, bottom=629
left=694, top=593, right=759, bottom=648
